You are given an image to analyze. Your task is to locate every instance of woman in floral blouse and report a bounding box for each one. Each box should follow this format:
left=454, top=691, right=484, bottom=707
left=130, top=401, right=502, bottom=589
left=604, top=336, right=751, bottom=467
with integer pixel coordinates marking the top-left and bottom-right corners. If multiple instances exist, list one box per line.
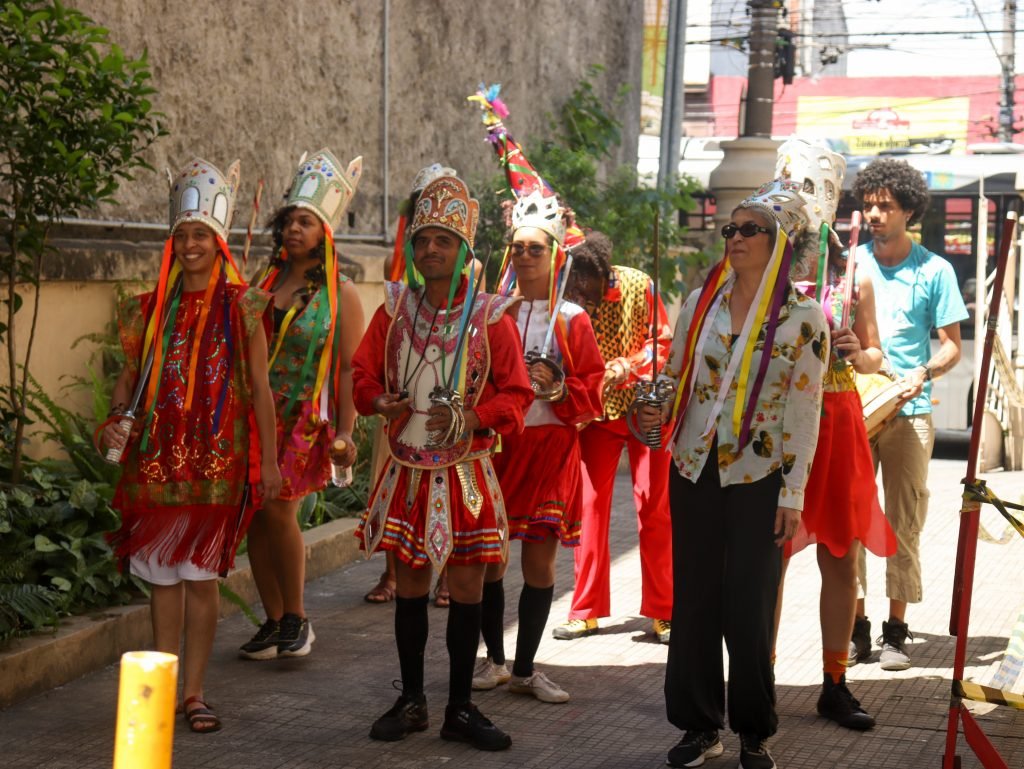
left=638, top=180, right=828, bottom=769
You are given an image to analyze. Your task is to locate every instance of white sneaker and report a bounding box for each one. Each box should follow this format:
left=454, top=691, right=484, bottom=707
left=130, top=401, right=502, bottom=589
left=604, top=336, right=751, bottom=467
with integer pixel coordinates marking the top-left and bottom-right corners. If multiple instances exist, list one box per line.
left=471, top=657, right=511, bottom=690
left=508, top=670, right=570, bottom=703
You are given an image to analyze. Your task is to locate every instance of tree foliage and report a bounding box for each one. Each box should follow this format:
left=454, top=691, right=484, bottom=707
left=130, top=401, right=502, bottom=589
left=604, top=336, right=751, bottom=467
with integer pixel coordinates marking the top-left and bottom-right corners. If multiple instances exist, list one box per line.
left=0, top=0, right=165, bottom=481
left=474, top=66, right=702, bottom=294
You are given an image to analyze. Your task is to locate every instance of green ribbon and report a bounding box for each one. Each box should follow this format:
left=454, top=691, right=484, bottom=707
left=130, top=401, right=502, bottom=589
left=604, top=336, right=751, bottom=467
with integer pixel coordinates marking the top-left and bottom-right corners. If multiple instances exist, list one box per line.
left=138, top=287, right=183, bottom=452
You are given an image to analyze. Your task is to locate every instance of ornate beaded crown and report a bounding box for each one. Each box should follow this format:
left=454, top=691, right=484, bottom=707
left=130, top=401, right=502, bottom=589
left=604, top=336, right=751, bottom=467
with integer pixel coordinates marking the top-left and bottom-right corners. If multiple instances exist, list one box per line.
left=775, top=138, right=846, bottom=235
left=409, top=175, right=480, bottom=250
left=286, top=148, right=363, bottom=234
left=511, top=189, right=566, bottom=244
left=167, top=157, right=240, bottom=240
left=739, top=179, right=808, bottom=237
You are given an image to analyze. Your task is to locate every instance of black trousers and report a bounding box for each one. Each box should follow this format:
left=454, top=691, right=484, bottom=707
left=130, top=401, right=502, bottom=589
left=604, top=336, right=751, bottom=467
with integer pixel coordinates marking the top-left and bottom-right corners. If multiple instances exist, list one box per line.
left=664, top=455, right=782, bottom=739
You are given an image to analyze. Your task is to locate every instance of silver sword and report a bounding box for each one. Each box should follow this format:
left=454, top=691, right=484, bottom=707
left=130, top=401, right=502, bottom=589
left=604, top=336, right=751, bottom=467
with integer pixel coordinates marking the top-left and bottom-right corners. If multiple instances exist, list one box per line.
left=628, top=206, right=672, bottom=448
left=525, top=252, right=574, bottom=398
left=104, top=277, right=182, bottom=463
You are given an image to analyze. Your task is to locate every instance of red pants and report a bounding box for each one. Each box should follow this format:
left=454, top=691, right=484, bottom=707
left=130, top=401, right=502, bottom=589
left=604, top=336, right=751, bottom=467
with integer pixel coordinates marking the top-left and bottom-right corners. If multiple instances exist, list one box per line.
left=568, top=417, right=673, bottom=621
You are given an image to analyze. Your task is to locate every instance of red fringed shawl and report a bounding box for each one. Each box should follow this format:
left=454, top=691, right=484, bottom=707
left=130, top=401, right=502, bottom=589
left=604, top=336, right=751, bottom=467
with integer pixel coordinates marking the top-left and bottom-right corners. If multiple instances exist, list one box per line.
left=109, top=283, right=271, bottom=575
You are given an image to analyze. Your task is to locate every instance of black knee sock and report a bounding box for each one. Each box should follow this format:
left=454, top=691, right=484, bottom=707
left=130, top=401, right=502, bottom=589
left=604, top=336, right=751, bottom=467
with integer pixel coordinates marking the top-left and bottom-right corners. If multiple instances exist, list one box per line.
left=447, top=598, right=483, bottom=706
left=480, top=578, right=506, bottom=665
left=513, top=583, right=554, bottom=678
left=395, top=594, right=429, bottom=697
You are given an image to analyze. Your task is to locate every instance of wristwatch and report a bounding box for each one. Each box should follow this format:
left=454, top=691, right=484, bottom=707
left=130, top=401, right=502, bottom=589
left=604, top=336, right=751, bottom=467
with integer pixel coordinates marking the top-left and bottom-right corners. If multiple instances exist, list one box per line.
left=920, top=365, right=932, bottom=382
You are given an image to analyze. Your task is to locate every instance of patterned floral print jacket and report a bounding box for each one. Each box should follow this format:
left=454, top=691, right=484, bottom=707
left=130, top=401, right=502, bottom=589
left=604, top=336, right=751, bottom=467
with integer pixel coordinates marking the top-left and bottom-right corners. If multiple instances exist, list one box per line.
left=663, top=277, right=829, bottom=511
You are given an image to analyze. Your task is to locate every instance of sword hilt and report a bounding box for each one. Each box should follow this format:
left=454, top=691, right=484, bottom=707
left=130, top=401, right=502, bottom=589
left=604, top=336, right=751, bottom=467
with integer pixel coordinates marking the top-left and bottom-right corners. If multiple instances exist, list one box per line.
left=104, top=415, right=137, bottom=464
left=426, top=386, right=465, bottom=449
left=524, top=350, right=566, bottom=401
left=627, top=380, right=673, bottom=448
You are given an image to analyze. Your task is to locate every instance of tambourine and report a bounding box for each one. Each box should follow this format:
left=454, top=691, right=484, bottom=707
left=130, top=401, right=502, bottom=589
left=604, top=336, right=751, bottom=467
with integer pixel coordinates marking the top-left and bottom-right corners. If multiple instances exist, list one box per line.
left=856, top=372, right=910, bottom=439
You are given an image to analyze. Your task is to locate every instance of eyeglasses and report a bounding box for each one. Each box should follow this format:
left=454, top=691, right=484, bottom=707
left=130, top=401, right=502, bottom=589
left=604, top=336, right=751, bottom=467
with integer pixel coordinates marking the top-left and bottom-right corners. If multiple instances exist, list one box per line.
left=510, top=242, right=549, bottom=258
left=721, top=222, right=772, bottom=240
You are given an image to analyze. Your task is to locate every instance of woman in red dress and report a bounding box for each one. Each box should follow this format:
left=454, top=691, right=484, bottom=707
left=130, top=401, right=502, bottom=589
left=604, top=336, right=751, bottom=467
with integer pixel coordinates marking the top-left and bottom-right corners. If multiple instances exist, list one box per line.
left=102, top=158, right=281, bottom=732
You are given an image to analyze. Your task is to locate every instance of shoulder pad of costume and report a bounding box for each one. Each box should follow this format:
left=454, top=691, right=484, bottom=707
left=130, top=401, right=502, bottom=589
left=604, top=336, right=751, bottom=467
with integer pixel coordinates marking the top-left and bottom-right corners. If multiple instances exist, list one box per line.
left=559, top=300, right=588, bottom=321
left=484, top=293, right=522, bottom=324
left=383, top=281, right=406, bottom=317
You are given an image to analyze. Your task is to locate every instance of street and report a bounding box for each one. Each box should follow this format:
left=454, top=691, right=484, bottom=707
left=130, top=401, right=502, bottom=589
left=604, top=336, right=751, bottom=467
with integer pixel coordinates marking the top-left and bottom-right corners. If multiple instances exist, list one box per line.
left=1, top=458, right=1022, bottom=768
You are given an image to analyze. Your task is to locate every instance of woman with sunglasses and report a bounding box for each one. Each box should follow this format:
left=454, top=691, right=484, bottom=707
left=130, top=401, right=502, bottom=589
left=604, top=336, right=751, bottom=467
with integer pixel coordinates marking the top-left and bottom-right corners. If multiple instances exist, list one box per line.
left=472, top=191, right=604, bottom=704
left=772, top=140, right=894, bottom=733
left=638, top=180, right=828, bottom=769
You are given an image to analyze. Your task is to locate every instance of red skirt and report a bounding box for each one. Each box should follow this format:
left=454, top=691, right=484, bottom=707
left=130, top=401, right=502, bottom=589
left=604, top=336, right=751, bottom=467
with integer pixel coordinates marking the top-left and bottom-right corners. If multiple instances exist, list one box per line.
left=493, top=423, right=583, bottom=546
left=786, top=389, right=896, bottom=559
left=356, top=456, right=507, bottom=568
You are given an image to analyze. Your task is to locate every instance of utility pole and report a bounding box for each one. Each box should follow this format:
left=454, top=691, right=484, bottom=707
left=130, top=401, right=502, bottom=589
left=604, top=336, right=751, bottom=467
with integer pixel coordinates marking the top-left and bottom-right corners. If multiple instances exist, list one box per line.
left=745, top=0, right=779, bottom=136
left=1000, top=0, right=1016, bottom=142
left=657, top=0, right=688, bottom=192
left=708, top=0, right=782, bottom=227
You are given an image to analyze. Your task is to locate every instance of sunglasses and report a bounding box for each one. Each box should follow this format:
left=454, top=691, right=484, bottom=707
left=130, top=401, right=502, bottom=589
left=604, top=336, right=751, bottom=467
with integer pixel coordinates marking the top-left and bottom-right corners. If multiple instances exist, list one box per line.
left=509, top=242, right=549, bottom=258
left=721, top=222, right=772, bottom=239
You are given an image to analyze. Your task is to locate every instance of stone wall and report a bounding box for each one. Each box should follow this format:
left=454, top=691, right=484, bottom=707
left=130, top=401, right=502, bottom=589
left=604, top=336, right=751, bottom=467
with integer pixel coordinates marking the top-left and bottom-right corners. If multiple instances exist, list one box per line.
left=64, top=0, right=644, bottom=235
left=2, top=0, right=643, bottom=456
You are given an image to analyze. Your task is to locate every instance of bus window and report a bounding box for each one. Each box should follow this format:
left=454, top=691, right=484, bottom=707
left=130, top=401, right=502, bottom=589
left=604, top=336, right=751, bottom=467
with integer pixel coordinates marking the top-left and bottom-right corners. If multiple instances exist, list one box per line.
left=943, top=198, right=973, bottom=257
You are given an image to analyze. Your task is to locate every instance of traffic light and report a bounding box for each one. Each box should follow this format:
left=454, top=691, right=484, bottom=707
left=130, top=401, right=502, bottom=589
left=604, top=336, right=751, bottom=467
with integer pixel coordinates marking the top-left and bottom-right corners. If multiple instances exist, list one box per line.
left=775, top=28, right=795, bottom=84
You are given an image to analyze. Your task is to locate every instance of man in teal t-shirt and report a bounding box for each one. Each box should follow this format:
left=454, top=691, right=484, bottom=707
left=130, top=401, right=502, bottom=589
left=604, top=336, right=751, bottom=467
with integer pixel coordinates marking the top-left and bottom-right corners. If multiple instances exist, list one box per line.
left=852, top=158, right=967, bottom=672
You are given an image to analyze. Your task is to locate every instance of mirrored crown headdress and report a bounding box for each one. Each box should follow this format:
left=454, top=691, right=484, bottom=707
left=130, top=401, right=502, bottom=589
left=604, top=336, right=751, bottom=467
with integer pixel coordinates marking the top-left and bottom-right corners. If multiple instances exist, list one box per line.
left=168, top=158, right=240, bottom=240
left=775, top=138, right=846, bottom=235
left=512, top=189, right=566, bottom=244
left=739, top=178, right=808, bottom=237
left=286, top=148, right=362, bottom=234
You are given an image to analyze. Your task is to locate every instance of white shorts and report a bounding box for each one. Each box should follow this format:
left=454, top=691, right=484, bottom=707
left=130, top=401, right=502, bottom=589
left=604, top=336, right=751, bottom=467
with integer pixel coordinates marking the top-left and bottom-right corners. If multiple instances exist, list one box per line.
left=130, top=553, right=218, bottom=585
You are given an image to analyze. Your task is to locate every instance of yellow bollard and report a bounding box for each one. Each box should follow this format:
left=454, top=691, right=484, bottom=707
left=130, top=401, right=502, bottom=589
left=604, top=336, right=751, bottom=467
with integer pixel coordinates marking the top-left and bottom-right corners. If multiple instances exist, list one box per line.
left=112, top=651, right=178, bottom=769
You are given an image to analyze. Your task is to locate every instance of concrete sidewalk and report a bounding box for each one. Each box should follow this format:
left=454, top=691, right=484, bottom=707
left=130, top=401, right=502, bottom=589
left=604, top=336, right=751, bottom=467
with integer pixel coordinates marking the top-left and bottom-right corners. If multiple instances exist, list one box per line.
left=1, top=458, right=1023, bottom=768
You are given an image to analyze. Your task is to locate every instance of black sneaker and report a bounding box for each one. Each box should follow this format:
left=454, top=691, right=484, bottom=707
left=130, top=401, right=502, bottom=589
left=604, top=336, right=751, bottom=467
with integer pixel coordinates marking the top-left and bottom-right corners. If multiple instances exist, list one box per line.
left=440, top=702, right=511, bottom=751
left=816, top=674, right=876, bottom=730
left=848, top=615, right=872, bottom=665
left=238, top=618, right=280, bottom=660
left=666, top=729, right=724, bottom=767
left=739, top=733, right=776, bottom=769
left=277, top=613, right=315, bottom=657
left=369, top=693, right=429, bottom=741
left=878, top=618, right=913, bottom=671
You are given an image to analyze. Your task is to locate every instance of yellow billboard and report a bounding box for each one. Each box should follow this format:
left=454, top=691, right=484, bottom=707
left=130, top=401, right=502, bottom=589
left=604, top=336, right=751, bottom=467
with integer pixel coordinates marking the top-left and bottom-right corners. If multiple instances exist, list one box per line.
left=795, top=97, right=970, bottom=154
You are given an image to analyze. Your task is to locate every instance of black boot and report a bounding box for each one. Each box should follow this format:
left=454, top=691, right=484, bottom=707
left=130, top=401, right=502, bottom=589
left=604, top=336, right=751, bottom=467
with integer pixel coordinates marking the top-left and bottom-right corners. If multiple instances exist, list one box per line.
left=370, top=693, right=429, bottom=741
left=440, top=702, right=511, bottom=751
left=848, top=615, right=872, bottom=664
left=816, top=674, right=876, bottom=731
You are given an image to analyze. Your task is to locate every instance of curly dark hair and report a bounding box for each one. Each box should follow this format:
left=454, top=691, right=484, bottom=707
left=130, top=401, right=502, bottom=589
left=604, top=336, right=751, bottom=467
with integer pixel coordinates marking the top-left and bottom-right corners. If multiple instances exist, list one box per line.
left=852, top=158, right=930, bottom=225
left=267, top=204, right=327, bottom=274
left=569, top=230, right=613, bottom=281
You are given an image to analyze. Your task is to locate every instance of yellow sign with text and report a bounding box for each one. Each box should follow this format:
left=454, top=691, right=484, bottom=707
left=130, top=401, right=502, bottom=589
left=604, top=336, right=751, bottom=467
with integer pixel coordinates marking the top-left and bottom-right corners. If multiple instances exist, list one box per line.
left=795, top=97, right=970, bottom=154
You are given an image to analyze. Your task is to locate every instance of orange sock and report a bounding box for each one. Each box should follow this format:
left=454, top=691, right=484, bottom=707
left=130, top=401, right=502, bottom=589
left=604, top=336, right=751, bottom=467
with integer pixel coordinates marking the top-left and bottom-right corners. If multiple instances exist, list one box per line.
left=823, top=648, right=847, bottom=684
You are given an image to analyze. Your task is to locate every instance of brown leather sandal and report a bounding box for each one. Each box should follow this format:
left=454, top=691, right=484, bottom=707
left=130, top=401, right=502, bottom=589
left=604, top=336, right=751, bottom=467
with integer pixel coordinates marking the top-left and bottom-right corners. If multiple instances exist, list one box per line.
left=433, top=572, right=450, bottom=608
left=184, top=695, right=222, bottom=734
left=364, top=571, right=397, bottom=603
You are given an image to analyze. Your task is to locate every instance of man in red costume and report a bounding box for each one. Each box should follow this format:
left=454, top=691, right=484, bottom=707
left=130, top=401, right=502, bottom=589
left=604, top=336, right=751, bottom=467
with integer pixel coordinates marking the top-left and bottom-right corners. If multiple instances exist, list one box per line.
left=353, top=174, right=533, bottom=751
left=553, top=231, right=675, bottom=643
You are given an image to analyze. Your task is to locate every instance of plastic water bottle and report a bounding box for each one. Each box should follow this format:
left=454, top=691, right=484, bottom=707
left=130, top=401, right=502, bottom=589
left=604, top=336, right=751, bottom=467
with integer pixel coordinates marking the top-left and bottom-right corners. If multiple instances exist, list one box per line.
left=330, top=438, right=353, bottom=488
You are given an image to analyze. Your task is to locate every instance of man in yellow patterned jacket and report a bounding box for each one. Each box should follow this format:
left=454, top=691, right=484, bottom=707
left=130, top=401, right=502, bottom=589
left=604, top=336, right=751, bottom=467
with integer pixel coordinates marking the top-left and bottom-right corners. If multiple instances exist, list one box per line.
left=552, top=231, right=674, bottom=643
